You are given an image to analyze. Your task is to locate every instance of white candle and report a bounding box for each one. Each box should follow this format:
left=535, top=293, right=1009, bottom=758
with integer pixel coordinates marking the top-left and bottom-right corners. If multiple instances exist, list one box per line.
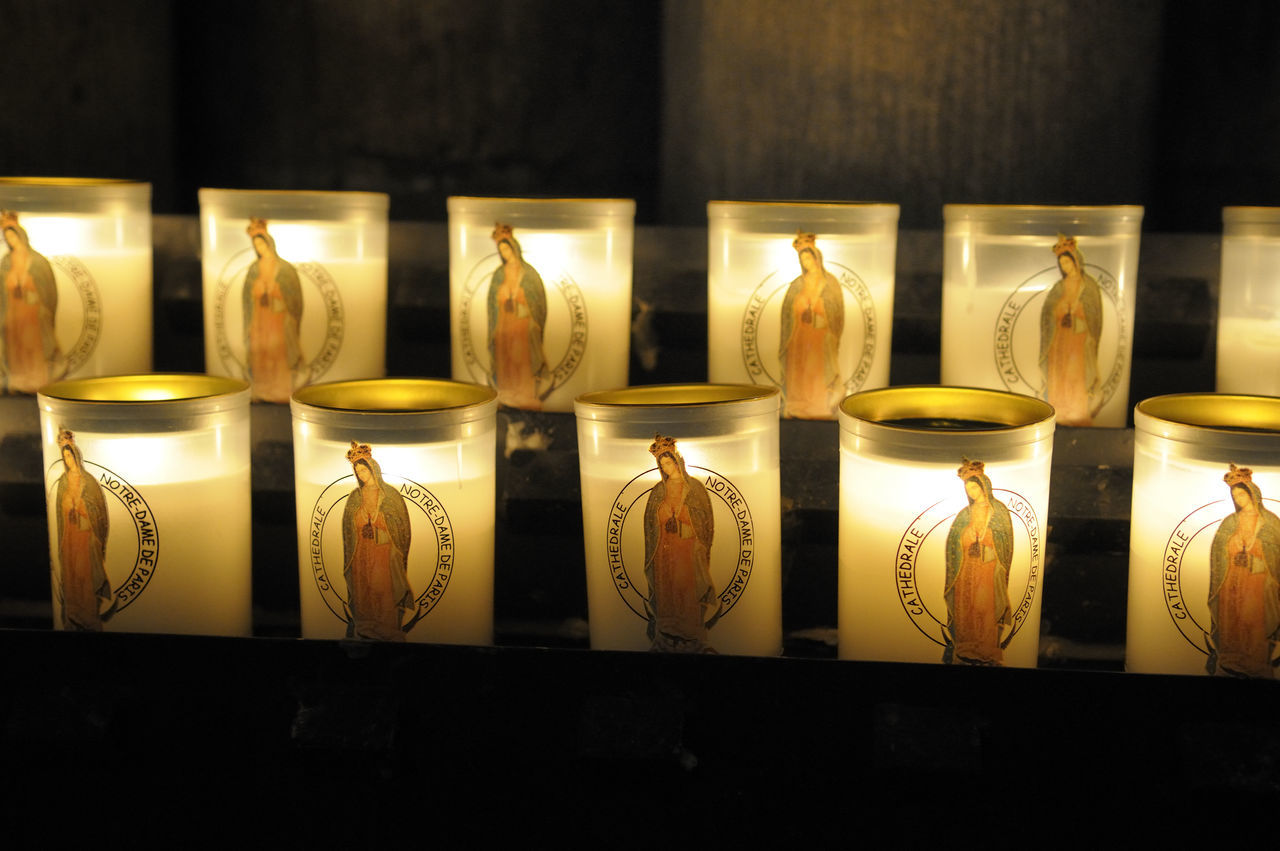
left=0, top=180, right=152, bottom=393
left=37, top=375, right=252, bottom=636
left=838, top=387, right=1054, bottom=666
left=200, top=190, right=389, bottom=403
left=942, top=206, right=1142, bottom=427
left=575, top=385, right=782, bottom=656
left=449, top=198, right=635, bottom=412
left=707, top=202, right=898, bottom=419
left=1128, top=394, right=1280, bottom=677
left=1217, top=208, right=1280, bottom=395
left=291, top=379, right=498, bottom=645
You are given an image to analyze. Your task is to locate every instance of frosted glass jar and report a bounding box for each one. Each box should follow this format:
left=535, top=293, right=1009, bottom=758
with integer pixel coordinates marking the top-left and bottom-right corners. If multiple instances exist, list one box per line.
left=707, top=201, right=898, bottom=420
left=291, top=378, right=498, bottom=645
left=574, top=384, right=781, bottom=655
left=838, top=386, right=1055, bottom=666
left=199, top=189, right=389, bottom=403
left=448, top=197, right=635, bottom=412
left=1217, top=207, right=1280, bottom=395
left=942, top=205, right=1142, bottom=427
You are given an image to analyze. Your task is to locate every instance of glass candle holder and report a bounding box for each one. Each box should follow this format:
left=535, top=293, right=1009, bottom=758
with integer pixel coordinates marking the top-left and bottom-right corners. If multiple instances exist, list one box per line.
left=37, top=374, right=251, bottom=636
left=1217, top=207, right=1280, bottom=394
left=707, top=201, right=899, bottom=420
left=838, top=386, right=1055, bottom=666
left=0, top=178, right=152, bottom=393
left=448, top=197, right=635, bottom=412
left=291, top=378, right=498, bottom=644
left=1128, top=394, right=1280, bottom=677
left=574, top=384, right=781, bottom=655
left=199, top=189, right=389, bottom=403
left=942, top=205, right=1143, bottom=427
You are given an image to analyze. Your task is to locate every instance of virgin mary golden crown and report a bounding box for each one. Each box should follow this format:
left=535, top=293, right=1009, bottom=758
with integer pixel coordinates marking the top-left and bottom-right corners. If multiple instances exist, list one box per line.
left=1225, top=463, right=1254, bottom=486
left=56, top=428, right=75, bottom=449
left=0, top=210, right=18, bottom=231
left=246, top=218, right=270, bottom=239
left=1052, top=234, right=1078, bottom=257
left=346, top=441, right=373, bottom=465
left=793, top=231, right=817, bottom=253
left=649, top=434, right=678, bottom=460
left=492, top=222, right=514, bottom=243
left=957, top=457, right=985, bottom=480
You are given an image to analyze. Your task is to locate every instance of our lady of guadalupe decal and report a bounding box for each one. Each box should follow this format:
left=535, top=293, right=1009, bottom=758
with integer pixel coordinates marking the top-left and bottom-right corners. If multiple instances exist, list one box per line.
left=605, top=435, right=758, bottom=654
left=457, top=222, right=588, bottom=409
left=893, top=458, right=1043, bottom=666
left=1163, top=464, right=1280, bottom=678
left=994, top=234, right=1125, bottom=427
left=47, top=429, right=159, bottom=631
left=741, top=231, right=876, bottom=419
left=1, top=211, right=102, bottom=394
left=212, top=218, right=344, bottom=403
left=308, top=441, right=456, bottom=641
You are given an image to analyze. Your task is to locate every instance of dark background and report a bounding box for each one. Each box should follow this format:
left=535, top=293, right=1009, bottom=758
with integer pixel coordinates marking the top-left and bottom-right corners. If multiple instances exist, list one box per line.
left=1, top=0, right=1276, bottom=228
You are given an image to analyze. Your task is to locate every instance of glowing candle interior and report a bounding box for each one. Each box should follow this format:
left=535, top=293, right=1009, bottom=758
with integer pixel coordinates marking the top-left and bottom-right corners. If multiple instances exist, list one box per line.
left=838, top=387, right=1055, bottom=667
left=448, top=197, right=635, bottom=412
left=707, top=202, right=898, bottom=420
left=0, top=179, right=152, bottom=393
left=941, top=206, right=1142, bottom=427
left=575, top=384, right=781, bottom=656
left=1127, top=394, right=1280, bottom=677
left=291, top=379, right=498, bottom=645
left=199, top=189, right=389, bottom=404
left=1217, top=207, right=1280, bottom=395
left=37, top=374, right=252, bottom=637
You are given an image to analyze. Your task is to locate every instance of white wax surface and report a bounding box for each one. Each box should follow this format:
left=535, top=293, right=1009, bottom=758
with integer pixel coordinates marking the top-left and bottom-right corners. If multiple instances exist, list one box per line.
left=708, top=230, right=895, bottom=412
left=839, top=450, right=1051, bottom=666
left=450, top=227, right=633, bottom=411
left=941, top=233, right=1137, bottom=427
left=292, top=434, right=495, bottom=645
left=578, top=436, right=781, bottom=656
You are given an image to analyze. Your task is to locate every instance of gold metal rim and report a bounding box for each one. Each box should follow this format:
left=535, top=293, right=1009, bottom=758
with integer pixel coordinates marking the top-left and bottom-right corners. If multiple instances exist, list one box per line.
left=1136, top=393, right=1280, bottom=434
left=944, top=203, right=1144, bottom=219
left=0, top=177, right=145, bottom=187
left=39, top=374, right=248, bottom=404
left=708, top=200, right=899, bottom=211
left=199, top=187, right=388, bottom=201
left=448, top=196, right=636, bottom=205
left=576, top=383, right=779, bottom=408
left=292, top=378, right=497, bottom=413
left=841, top=386, right=1055, bottom=432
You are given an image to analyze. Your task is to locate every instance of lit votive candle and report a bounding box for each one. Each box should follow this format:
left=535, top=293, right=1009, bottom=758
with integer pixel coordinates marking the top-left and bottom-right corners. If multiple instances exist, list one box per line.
left=199, top=189, right=389, bottom=403
left=37, top=374, right=252, bottom=636
left=448, top=197, right=635, bottom=411
left=707, top=201, right=899, bottom=419
left=574, top=384, right=781, bottom=655
left=838, top=386, right=1055, bottom=666
left=291, top=378, right=498, bottom=644
left=942, top=205, right=1142, bottom=427
left=1217, top=207, right=1280, bottom=395
left=1128, top=393, right=1280, bottom=677
left=0, top=179, right=152, bottom=393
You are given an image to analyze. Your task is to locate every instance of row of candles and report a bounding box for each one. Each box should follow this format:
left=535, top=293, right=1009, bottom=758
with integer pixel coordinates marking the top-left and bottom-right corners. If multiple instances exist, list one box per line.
left=6, top=179, right=1280, bottom=680
left=35, top=373, right=1280, bottom=681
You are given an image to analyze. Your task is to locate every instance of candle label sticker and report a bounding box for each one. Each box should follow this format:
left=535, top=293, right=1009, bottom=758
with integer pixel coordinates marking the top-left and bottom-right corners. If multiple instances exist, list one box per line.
left=307, top=442, right=454, bottom=641
left=46, top=429, right=159, bottom=631
left=1, top=211, right=103, bottom=394
left=740, top=232, right=877, bottom=420
left=457, top=223, right=588, bottom=410
left=1161, top=464, right=1280, bottom=678
left=602, top=435, right=754, bottom=654
left=893, top=459, right=1043, bottom=666
left=211, top=218, right=344, bottom=403
left=991, top=234, right=1127, bottom=427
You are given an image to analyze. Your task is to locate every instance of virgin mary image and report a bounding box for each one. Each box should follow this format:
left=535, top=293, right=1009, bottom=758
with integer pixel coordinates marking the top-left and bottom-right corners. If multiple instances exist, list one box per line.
left=943, top=458, right=1014, bottom=665
left=53, top=429, right=112, bottom=631
left=341, top=441, right=414, bottom=641
left=1039, top=234, right=1102, bottom=426
left=642, top=435, right=719, bottom=652
left=1207, top=464, right=1280, bottom=678
left=0, top=211, right=60, bottom=394
left=242, top=218, right=304, bottom=403
left=779, top=231, right=844, bottom=419
left=487, top=222, right=547, bottom=409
